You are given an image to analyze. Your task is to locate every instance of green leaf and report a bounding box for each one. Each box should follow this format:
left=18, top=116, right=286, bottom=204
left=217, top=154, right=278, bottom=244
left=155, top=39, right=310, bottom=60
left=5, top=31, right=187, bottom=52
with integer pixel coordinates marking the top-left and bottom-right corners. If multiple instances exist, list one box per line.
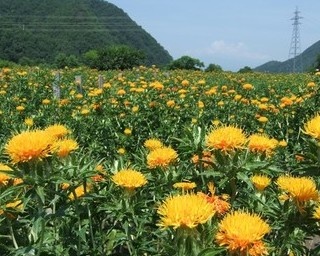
left=35, top=186, right=45, bottom=205
left=197, top=247, right=226, bottom=256
left=242, top=161, right=270, bottom=171
left=236, top=172, right=253, bottom=189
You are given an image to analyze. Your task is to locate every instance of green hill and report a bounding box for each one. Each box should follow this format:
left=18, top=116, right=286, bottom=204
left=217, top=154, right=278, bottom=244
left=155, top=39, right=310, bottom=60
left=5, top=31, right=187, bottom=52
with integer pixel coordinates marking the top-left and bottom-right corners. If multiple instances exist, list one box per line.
left=0, top=0, right=172, bottom=66
left=254, top=40, right=320, bottom=73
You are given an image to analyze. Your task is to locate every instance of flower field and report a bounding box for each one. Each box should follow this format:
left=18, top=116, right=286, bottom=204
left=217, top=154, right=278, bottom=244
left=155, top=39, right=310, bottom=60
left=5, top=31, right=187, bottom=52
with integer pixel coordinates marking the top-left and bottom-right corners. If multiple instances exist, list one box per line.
left=0, top=65, right=320, bottom=255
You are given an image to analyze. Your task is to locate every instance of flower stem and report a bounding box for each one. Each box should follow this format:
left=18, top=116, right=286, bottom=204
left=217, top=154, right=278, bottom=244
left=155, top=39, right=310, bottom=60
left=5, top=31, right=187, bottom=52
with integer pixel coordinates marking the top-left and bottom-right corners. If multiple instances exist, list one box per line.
left=230, top=177, right=237, bottom=202
left=8, top=219, right=18, bottom=249
left=87, top=205, right=96, bottom=252
left=36, top=218, right=45, bottom=256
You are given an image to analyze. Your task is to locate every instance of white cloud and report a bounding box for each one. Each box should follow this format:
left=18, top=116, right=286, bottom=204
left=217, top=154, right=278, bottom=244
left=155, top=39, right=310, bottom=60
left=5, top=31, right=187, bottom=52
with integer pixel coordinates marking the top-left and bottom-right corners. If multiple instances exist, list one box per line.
left=204, top=40, right=270, bottom=61
left=177, top=40, right=273, bottom=71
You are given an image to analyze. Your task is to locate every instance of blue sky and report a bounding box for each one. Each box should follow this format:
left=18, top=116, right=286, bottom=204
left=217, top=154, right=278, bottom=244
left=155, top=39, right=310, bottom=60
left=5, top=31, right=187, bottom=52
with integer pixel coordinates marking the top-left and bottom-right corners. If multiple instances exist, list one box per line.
left=107, top=0, right=320, bottom=71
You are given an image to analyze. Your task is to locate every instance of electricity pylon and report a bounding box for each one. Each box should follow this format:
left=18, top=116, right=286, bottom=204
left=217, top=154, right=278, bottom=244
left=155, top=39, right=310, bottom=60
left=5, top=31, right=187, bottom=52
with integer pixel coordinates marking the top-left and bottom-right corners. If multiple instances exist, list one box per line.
left=288, top=7, right=303, bottom=73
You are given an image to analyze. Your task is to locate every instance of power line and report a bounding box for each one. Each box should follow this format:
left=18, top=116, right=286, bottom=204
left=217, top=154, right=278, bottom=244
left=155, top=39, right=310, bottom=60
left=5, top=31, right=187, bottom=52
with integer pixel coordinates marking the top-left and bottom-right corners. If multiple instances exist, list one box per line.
left=0, top=15, right=143, bottom=32
left=0, top=15, right=131, bottom=20
left=0, top=22, right=137, bottom=26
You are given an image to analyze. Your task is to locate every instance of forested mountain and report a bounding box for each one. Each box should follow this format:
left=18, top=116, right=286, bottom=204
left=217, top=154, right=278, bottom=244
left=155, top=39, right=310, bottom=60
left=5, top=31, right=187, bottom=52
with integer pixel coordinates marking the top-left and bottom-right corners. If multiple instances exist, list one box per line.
left=0, top=0, right=172, bottom=66
left=254, top=40, right=320, bottom=73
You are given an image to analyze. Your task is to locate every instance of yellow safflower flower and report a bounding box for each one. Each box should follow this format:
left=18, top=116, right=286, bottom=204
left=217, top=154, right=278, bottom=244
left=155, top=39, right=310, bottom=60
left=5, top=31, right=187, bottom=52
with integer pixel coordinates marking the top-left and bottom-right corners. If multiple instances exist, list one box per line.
left=173, top=181, right=197, bottom=191
left=313, top=205, right=320, bottom=220
left=59, top=99, right=70, bottom=106
left=198, top=101, right=204, bottom=108
left=243, top=83, right=254, bottom=90
left=303, top=113, right=320, bottom=140
left=181, top=79, right=189, bottom=86
left=16, top=106, right=25, bottom=111
left=276, top=175, right=318, bottom=203
left=144, top=138, right=163, bottom=151
left=44, top=124, right=70, bottom=139
left=24, top=117, right=34, bottom=127
left=191, top=118, right=197, bottom=124
left=132, top=106, right=139, bottom=112
left=0, top=200, right=23, bottom=219
left=166, top=100, right=175, bottom=108
left=198, top=182, right=230, bottom=216
left=251, top=175, right=271, bottom=191
left=258, top=104, right=268, bottom=111
left=117, top=89, right=126, bottom=95
left=2, top=68, right=11, bottom=74
left=191, top=151, right=213, bottom=168
left=157, top=193, right=215, bottom=229
left=147, top=146, right=178, bottom=169
left=0, top=163, right=12, bottom=186
left=257, top=116, right=268, bottom=123
left=112, top=169, right=147, bottom=190
left=81, top=109, right=90, bottom=115
left=217, top=101, right=224, bottom=106
left=51, top=139, right=78, bottom=157
left=75, top=93, right=83, bottom=99
left=307, top=82, right=316, bottom=88
left=198, top=79, right=206, bottom=85
left=103, top=82, right=111, bottom=88
left=42, top=99, right=51, bottom=105
left=117, top=148, right=126, bottom=154
left=278, top=140, right=287, bottom=147
left=151, top=81, right=164, bottom=90
left=68, top=184, right=92, bottom=200
left=124, top=128, right=132, bottom=135
left=205, top=126, right=246, bottom=153
left=247, top=134, right=278, bottom=156
left=212, top=120, right=220, bottom=126
left=234, top=94, right=242, bottom=101
left=61, top=183, right=70, bottom=190
left=216, top=210, right=270, bottom=256
left=5, top=130, right=55, bottom=164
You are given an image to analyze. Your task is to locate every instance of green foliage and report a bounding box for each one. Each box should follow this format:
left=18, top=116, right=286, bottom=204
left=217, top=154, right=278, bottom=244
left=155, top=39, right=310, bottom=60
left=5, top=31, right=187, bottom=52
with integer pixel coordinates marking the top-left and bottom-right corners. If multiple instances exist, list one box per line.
left=0, top=0, right=172, bottom=67
left=18, top=57, right=36, bottom=66
left=83, top=49, right=99, bottom=69
left=205, top=63, right=223, bottom=72
left=85, top=45, right=145, bottom=70
left=238, top=66, right=253, bottom=73
left=167, top=56, right=204, bottom=70
left=310, top=53, right=320, bottom=72
left=0, top=59, right=16, bottom=68
left=54, top=53, right=80, bottom=69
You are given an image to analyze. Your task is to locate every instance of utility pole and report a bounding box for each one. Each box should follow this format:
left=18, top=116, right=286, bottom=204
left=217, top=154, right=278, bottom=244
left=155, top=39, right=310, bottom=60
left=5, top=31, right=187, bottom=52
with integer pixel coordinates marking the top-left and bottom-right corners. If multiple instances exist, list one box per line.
left=288, top=7, right=303, bottom=73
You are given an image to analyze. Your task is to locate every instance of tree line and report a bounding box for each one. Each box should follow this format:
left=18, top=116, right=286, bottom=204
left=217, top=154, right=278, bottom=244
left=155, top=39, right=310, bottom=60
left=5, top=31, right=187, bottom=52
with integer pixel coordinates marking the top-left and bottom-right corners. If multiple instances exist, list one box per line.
left=2, top=42, right=319, bottom=73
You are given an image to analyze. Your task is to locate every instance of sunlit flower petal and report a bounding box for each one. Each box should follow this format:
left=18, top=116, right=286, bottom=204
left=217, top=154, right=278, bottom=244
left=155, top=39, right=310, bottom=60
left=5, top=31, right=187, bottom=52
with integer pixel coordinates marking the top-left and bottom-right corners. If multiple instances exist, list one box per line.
left=5, top=130, right=55, bottom=163
left=303, top=113, right=320, bottom=140
left=205, top=125, right=246, bottom=152
left=157, top=193, right=215, bottom=229
left=147, top=147, right=178, bottom=169
left=251, top=175, right=271, bottom=191
left=216, top=210, right=270, bottom=255
left=248, top=134, right=278, bottom=157
left=45, top=124, right=70, bottom=139
left=276, top=175, right=318, bottom=203
left=144, top=138, right=163, bottom=151
left=112, top=169, right=147, bottom=190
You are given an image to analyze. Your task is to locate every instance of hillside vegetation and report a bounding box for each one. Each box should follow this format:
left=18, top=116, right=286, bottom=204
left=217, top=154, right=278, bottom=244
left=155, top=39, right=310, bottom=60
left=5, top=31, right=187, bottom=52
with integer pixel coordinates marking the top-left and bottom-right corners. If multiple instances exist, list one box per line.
left=255, top=40, right=320, bottom=73
left=0, top=0, right=172, bottom=66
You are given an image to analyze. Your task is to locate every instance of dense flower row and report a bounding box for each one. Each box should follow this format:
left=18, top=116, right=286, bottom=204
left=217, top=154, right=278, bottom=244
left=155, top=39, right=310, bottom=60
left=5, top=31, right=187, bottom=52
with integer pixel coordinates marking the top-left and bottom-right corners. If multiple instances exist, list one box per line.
left=0, top=66, right=319, bottom=255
